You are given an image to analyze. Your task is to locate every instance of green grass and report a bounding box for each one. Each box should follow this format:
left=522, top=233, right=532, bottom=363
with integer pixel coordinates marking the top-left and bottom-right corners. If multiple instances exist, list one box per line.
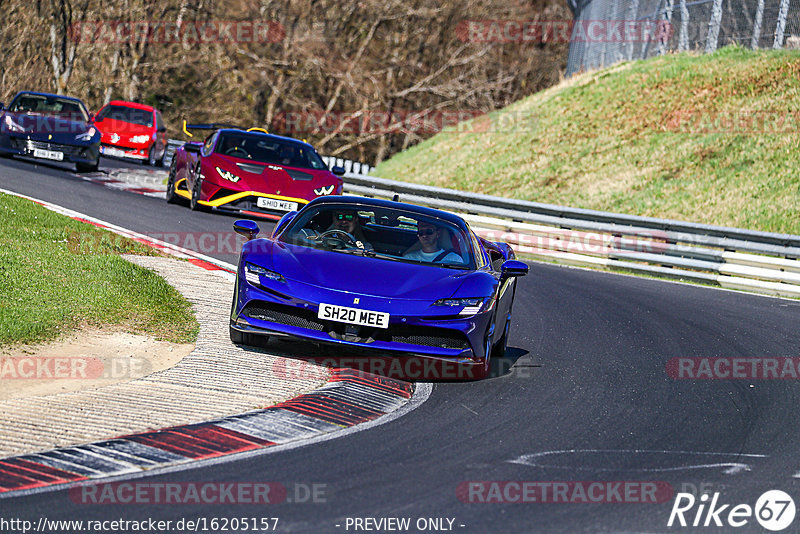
left=0, top=193, right=199, bottom=346
left=374, top=46, right=800, bottom=235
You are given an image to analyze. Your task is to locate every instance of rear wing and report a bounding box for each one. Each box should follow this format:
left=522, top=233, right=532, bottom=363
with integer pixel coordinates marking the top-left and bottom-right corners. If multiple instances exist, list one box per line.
left=181, top=120, right=269, bottom=137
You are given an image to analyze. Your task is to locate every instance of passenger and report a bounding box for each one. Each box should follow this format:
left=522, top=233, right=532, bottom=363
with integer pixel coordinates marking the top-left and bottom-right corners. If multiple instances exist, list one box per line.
left=330, top=209, right=373, bottom=251
left=403, top=220, right=461, bottom=263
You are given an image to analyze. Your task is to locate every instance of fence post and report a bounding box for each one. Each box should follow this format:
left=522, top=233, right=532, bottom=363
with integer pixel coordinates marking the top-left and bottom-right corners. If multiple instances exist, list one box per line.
left=705, top=0, right=723, bottom=53
left=658, top=0, right=675, bottom=56
left=679, top=0, right=689, bottom=51
left=751, top=0, right=765, bottom=48
left=773, top=0, right=790, bottom=48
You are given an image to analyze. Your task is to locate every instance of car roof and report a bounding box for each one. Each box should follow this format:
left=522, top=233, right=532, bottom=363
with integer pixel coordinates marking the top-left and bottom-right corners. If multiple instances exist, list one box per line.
left=305, top=195, right=468, bottom=227
left=105, top=100, right=156, bottom=112
left=215, top=128, right=316, bottom=150
left=11, top=91, right=85, bottom=105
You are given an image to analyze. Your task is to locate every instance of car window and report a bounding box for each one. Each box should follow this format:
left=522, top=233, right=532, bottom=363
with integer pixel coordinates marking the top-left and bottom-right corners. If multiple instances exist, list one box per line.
left=202, top=132, right=218, bottom=156
left=9, top=94, right=88, bottom=121
left=215, top=132, right=327, bottom=169
left=280, top=204, right=474, bottom=269
left=94, top=105, right=153, bottom=127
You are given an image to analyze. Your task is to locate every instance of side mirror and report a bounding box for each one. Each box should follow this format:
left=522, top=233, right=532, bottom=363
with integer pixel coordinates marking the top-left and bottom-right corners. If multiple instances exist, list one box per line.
left=183, top=143, right=201, bottom=153
left=331, top=165, right=345, bottom=176
left=234, top=220, right=260, bottom=241
left=0, top=103, right=4, bottom=111
left=501, top=260, right=528, bottom=278
left=273, top=211, right=297, bottom=235
left=158, top=126, right=167, bottom=132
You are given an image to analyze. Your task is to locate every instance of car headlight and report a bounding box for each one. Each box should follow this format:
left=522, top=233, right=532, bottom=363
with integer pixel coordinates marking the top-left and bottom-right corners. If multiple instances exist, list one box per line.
left=4, top=115, right=27, bottom=133
left=129, top=134, right=150, bottom=143
left=434, top=297, right=489, bottom=316
left=75, top=127, right=96, bottom=141
left=245, top=262, right=285, bottom=284
left=216, top=166, right=240, bottom=183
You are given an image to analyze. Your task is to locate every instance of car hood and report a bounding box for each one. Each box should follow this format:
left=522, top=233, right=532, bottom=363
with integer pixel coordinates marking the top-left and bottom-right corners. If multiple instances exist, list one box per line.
left=5, top=112, right=91, bottom=136
left=255, top=241, right=471, bottom=300
left=94, top=118, right=152, bottom=136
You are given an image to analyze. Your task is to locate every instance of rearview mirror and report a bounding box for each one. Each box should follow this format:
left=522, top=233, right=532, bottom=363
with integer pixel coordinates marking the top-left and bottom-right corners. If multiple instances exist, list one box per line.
left=233, top=220, right=260, bottom=241
left=331, top=166, right=345, bottom=176
left=501, top=260, right=528, bottom=278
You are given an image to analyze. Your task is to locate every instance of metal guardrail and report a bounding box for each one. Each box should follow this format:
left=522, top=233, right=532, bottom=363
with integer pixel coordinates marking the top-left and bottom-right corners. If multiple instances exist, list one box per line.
left=342, top=172, right=800, bottom=298
left=161, top=137, right=799, bottom=298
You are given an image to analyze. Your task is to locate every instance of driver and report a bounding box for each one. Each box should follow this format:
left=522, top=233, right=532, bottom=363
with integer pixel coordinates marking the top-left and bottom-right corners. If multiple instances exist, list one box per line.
left=403, top=220, right=461, bottom=263
left=330, top=209, right=373, bottom=251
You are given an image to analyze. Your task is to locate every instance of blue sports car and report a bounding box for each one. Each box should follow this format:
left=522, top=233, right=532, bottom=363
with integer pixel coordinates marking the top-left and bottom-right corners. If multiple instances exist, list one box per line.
left=0, top=91, right=101, bottom=172
left=230, top=196, right=528, bottom=379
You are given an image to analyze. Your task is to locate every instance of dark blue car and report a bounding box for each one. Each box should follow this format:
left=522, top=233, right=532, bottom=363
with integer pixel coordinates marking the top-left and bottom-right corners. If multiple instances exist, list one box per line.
left=230, top=196, right=528, bottom=379
left=0, top=91, right=100, bottom=172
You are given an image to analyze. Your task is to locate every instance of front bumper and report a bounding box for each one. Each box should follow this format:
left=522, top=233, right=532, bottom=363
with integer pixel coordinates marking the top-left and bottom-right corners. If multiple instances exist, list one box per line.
left=100, top=143, right=148, bottom=160
left=232, top=278, right=492, bottom=379
left=174, top=184, right=309, bottom=219
left=0, top=134, right=99, bottom=164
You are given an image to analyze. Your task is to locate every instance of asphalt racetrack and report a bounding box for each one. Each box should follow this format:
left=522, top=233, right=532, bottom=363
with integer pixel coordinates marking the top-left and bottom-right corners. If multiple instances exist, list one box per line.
left=2, top=155, right=800, bottom=533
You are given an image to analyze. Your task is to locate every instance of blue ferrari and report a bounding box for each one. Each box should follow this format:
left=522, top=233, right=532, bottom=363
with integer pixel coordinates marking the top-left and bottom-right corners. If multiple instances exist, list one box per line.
left=0, top=91, right=101, bottom=172
left=230, top=196, right=528, bottom=379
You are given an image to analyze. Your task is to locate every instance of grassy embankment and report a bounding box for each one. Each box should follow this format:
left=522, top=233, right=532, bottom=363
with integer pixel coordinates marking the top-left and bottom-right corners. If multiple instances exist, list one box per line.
left=374, top=46, right=800, bottom=235
left=0, top=193, right=198, bottom=346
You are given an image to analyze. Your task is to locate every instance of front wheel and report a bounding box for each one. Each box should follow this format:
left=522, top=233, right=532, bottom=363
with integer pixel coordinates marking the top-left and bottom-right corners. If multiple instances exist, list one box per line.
left=76, top=159, right=99, bottom=173
left=189, top=172, right=203, bottom=211
left=229, top=326, right=268, bottom=347
left=165, top=160, right=178, bottom=204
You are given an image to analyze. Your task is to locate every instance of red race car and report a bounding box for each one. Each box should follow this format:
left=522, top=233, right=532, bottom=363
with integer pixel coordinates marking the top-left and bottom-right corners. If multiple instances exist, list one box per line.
left=93, top=100, right=168, bottom=166
left=166, top=124, right=344, bottom=219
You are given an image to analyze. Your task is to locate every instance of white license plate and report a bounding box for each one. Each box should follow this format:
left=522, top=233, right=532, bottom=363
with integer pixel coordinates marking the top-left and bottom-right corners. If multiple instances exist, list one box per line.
left=102, top=146, right=127, bottom=157
left=257, top=197, right=299, bottom=212
left=318, top=303, right=390, bottom=329
left=33, top=148, right=63, bottom=161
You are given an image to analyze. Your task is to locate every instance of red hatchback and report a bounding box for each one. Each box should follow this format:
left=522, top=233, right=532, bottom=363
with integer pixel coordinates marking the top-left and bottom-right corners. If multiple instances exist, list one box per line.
left=93, top=101, right=168, bottom=166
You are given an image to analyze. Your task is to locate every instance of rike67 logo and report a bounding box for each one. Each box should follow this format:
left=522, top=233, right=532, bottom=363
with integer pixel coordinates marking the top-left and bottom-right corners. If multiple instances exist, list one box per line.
left=668, top=490, right=796, bottom=531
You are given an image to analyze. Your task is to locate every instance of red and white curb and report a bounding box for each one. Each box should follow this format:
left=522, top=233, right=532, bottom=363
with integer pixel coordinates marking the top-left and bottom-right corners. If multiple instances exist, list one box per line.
left=0, top=370, right=414, bottom=495
left=0, top=189, right=423, bottom=497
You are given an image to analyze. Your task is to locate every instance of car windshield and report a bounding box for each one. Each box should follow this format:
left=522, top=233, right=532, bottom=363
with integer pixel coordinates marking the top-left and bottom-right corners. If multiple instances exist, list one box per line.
left=95, top=105, right=153, bottom=127
left=215, top=133, right=327, bottom=170
left=8, top=94, right=88, bottom=121
left=280, top=204, right=474, bottom=269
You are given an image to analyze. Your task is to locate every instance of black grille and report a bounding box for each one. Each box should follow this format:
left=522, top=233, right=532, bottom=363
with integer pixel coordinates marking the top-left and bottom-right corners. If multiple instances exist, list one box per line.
left=381, top=325, right=469, bottom=350
left=285, top=168, right=313, bottom=181
left=242, top=302, right=325, bottom=331
left=11, top=139, right=84, bottom=156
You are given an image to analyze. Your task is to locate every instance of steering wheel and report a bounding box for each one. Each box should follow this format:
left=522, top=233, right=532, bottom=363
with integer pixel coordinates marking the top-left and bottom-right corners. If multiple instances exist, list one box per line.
left=316, top=229, right=358, bottom=249
left=224, top=146, right=250, bottom=158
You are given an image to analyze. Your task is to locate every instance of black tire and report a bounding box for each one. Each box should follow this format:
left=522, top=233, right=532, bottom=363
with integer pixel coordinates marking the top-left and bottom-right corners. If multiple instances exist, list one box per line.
left=189, top=170, right=203, bottom=211
left=76, top=159, right=99, bottom=173
left=144, top=144, right=156, bottom=166
left=229, top=326, right=268, bottom=347
left=165, top=160, right=178, bottom=204
left=492, top=316, right=510, bottom=359
left=157, top=148, right=166, bottom=167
